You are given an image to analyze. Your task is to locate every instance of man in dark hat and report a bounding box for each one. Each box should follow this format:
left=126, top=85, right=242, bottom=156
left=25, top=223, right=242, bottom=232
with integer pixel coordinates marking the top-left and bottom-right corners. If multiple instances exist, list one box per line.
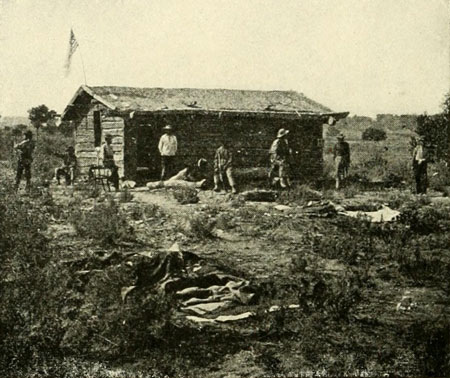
left=14, top=130, right=35, bottom=192
left=412, top=136, right=428, bottom=194
left=55, top=146, right=77, bottom=185
left=102, top=134, right=120, bottom=190
left=333, top=133, right=350, bottom=190
left=158, top=125, right=178, bottom=180
left=268, top=128, right=291, bottom=188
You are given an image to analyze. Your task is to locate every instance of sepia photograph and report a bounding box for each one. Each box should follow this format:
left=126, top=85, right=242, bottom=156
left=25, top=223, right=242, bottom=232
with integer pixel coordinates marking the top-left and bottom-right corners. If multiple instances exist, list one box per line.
left=0, top=0, right=449, bottom=376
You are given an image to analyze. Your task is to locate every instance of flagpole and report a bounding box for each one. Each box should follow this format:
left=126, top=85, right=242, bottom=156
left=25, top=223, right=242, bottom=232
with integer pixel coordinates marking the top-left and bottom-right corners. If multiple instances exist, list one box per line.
left=72, top=26, right=87, bottom=85
left=68, top=26, right=87, bottom=85
left=78, top=46, right=87, bottom=85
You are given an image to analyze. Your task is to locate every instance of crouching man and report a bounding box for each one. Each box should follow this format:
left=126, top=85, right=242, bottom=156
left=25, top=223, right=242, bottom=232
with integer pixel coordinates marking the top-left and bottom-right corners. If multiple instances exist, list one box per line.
left=55, top=146, right=77, bottom=185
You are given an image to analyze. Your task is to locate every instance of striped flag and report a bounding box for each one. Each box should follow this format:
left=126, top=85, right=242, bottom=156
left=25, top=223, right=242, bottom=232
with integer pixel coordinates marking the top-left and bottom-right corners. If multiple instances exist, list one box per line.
left=64, top=29, right=79, bottom=76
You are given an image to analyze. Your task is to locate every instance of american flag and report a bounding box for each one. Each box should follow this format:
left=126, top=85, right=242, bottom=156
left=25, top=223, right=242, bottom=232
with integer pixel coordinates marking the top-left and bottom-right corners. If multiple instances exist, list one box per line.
left=64, top=29, right=79, bottom=75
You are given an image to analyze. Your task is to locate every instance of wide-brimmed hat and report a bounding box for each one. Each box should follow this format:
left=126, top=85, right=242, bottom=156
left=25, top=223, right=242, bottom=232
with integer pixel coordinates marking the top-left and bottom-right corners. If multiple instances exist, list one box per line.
left=105, top=134, right=113, bottom=140
left=277, top=128, right=289, bottom=138
left=163, top=125, right=173, bottom=131
left=337, top=133, right=345, bottom=140
left=25, top=130, right=33, bottom=138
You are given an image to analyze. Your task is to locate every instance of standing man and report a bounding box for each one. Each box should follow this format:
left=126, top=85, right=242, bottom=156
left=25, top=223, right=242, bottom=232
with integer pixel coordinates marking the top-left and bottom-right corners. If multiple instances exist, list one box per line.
left=158, top=125, right=177, bottom=180
left=333, top=133, right=350, bottom=190
left=14, top=130, right=35, bottom=192
left=214, top=140, right=237, bottom=194
left=102, top=134, right=120, bottom=191
left=268, top=128, right=291, bottom=188
left=412, top=136, right=428, bottom=194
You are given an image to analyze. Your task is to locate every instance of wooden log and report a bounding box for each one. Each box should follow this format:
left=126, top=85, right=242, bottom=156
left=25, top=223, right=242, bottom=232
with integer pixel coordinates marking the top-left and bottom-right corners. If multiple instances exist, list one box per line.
left=102, top=122, right=123, bottom=131
left=146, top=179, right=205, bottom=190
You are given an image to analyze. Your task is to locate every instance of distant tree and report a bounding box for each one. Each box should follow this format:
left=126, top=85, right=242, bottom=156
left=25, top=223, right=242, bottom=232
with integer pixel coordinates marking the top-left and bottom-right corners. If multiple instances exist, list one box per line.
left=11, top=124, right=27, bottom=138
left=414, top=92, right=450, bottom=163
left=362, top=127, right=387, bottom=141
left=326, top=126, right=341, bottom=138
left=28, top=104, right=57, bottom=133
left=442, top=92, right=450, bottom=119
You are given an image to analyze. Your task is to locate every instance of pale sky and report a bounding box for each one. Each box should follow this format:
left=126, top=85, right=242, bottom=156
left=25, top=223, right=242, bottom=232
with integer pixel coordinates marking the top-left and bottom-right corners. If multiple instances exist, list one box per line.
left=0, top=0, right=449, bottom=117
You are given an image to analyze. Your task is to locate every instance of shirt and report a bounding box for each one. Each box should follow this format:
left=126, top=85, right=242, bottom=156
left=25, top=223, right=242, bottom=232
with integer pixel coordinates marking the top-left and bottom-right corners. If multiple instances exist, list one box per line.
left=269, top=138, right=290, bottom=160
left=158, top=134, right=178, bottom=156
left=413, top=145, right=425, bottom=163
left=214, top=146, right=233, bottom=170
left=15, top=139, right=35, bottom=163
left=333, top=141, right=350, bottom=162
left=63, top=153, right=77, bottom=168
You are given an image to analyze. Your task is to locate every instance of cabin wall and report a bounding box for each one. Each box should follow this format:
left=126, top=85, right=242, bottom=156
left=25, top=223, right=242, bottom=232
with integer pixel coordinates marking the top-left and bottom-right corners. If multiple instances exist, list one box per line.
left=74, top=106, right=125, bottom=177
left=125, top=113, right=324, bottom=181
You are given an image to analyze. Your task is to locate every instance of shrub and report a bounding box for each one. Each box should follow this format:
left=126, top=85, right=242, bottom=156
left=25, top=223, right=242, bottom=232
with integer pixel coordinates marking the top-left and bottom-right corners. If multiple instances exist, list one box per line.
left=429, top=161, right=450, bottom=193
left=31, top=129, right=74, bottom=183
left=69, top=198, right=135, bottom=246
left=127, top=203, right=165, bottom=221
left=300, top=217, right=376, bottom=266
left=176, top=213, right=215, bottom=240
left=278, top=184, right=322, bottom=205
left=399, top=202, right=450, bottom=235
left=362, top=127, right=387, bottom=141
left=408, top=316, right=450, bottom=376
left=172, top=187, right=199, bottom=204
left=326, top=126, right=342, bottom=138
left=119, top=187, right=134, bottom=203
left=0, top=180, right=58, bottom=371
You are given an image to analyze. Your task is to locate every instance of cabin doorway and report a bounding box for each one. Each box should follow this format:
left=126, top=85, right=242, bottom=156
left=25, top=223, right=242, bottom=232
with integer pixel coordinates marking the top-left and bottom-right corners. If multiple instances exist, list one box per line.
left=136, top=123, right=160, bottom=181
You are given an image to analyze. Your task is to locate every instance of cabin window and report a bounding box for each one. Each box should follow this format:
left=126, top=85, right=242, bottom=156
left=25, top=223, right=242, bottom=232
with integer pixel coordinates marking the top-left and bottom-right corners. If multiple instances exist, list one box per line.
left=93, top=111, right=102, bottom=147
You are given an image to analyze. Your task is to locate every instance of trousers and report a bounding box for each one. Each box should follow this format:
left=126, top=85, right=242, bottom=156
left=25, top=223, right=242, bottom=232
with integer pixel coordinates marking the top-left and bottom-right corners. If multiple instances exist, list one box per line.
left=15, top=161, right=31, bottom=190
left=214, top=166, right=235, bottom=188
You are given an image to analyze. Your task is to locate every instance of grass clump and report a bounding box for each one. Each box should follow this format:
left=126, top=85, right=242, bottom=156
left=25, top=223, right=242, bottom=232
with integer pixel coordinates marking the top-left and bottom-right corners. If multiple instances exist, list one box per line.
left=172, top=187, right=199, bottom=204
left=0, top=180, right=67, bottom=373
left=128, top=203, right=164, bottom=221
left=176, top=213, right=215, bottom=240
left=278, top=184, right=322, bottom=205
left=69, top=198, right=135, bottom=246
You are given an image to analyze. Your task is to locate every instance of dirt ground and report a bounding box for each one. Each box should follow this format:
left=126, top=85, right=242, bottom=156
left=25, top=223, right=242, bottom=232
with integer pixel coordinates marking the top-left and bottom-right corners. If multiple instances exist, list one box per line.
left=39, top=182, right=450, bottom=377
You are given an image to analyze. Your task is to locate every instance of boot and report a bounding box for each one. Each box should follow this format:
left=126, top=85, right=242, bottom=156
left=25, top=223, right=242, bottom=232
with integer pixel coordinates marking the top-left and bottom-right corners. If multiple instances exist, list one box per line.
left=231, top=186, right=238, bottom=194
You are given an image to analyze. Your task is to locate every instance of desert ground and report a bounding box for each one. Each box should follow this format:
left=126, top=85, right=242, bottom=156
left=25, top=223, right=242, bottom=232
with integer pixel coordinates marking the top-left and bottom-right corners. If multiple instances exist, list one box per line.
left=1, top=120, right=450, bottom=377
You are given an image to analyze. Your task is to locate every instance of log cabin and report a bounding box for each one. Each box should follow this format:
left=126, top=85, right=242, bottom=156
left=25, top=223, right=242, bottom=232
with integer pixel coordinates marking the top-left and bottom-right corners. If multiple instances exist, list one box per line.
left=61, top=85, right=348, bottom=183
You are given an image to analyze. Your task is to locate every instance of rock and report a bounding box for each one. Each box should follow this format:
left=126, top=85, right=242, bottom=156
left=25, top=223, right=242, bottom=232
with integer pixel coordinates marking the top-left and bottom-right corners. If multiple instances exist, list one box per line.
left=122, top=180, right=136, bottom=189
left=274, top=204, right=292, bottom=211
left=215, top=312, right=255, bottom=322
left=121, top=286, right=136, bottom=302
left=168, top=242, right=181, bottom=252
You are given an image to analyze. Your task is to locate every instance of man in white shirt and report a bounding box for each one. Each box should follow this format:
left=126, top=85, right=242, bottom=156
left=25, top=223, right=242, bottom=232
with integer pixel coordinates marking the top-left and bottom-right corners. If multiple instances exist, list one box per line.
left=412, top=136, right=427, bottom=194
left=158, top=125, right=178, bottom=180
